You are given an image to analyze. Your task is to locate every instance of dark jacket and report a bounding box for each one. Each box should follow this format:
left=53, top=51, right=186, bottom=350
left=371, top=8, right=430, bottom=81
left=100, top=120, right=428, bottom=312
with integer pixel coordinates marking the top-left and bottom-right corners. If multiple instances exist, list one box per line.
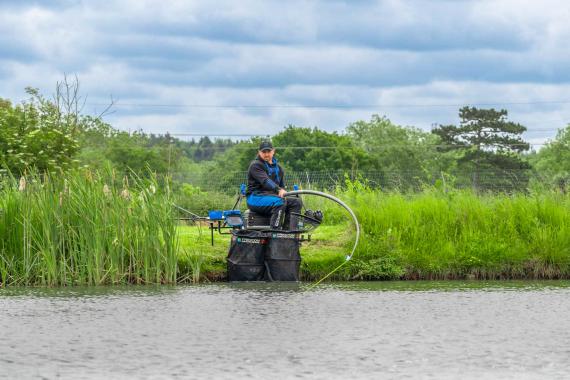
left=246, top=156, right=285, bottom=196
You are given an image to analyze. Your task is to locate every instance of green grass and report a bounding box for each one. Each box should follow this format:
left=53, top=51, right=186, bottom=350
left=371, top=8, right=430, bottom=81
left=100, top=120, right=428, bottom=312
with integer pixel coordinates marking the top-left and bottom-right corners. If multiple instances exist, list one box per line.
left=334, top=185, right=570, bottom=280
left=1, top=172, right=568, bottom=285
left=177, top=184, right=570, bottom=282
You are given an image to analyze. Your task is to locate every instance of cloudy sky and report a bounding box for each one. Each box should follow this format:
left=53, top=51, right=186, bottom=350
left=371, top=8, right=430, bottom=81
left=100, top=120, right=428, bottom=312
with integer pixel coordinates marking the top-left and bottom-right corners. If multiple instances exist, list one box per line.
left=1, top=0, right=569, bottom=147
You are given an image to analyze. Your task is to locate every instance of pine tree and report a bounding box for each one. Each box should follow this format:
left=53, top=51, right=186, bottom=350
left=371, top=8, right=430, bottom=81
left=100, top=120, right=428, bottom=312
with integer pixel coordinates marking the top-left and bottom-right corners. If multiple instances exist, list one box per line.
left=432, top=107, right=530, bottom=191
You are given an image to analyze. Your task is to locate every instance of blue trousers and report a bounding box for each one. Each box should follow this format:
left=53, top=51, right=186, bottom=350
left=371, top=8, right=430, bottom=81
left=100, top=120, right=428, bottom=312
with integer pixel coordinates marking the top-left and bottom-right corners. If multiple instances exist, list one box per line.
left=247, top=194, right=302, bottom=230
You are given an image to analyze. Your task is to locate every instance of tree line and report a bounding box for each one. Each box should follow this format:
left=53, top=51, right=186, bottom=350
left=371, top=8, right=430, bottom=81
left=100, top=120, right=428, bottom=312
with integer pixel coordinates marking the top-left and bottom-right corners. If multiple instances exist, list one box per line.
left=1, top=84, right=568, bottom=192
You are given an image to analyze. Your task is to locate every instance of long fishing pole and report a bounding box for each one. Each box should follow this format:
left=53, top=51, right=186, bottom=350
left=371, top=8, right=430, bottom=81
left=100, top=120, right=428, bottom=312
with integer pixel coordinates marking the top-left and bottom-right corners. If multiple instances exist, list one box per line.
left=172, top=203, right=204, bottom=221
left=284, top=190, right=360, bottom=288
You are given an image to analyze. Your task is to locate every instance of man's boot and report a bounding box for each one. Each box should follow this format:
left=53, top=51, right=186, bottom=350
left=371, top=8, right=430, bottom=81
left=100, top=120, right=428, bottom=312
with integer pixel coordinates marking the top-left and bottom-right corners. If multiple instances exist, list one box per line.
left=286, top=197, right=303, bottom=230
left=269, top=204, right=285, bottom=229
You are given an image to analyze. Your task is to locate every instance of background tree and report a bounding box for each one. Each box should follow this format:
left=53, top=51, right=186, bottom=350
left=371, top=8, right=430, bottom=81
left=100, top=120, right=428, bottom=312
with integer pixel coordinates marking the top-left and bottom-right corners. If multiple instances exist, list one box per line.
left=347, top=115, right=448, bottom=189
left=0, top=89, right=80, bottom=175
left=273, top=125, right=367, bottom=172
left=211, top=126, right=368, bottom=175
left=160, top=136, right=236, bottom=163
left=432, top=107, right=530, bottom=191
left=78, top=126, right=188, bottom=176
left=1, top=77, right=115, bottom=176
left=529, top=124, right=570, bottom=191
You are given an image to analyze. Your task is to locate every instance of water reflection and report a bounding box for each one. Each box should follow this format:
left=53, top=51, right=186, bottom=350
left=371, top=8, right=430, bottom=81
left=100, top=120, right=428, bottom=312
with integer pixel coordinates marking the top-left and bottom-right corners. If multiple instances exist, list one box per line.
left=3, top=280, right=570, bottom=298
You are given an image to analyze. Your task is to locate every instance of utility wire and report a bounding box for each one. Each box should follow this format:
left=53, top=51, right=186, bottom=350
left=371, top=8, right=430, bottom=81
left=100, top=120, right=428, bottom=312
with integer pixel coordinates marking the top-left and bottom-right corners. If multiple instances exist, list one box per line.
left=166, top=133, right=269, bottom=137
left=167, top=128, right=562, bottom=136
left=163, top=133, right=557, bottom=141
left=159, top=144, right=549, bottom=149
left=88, top=100, right=570, bottom=109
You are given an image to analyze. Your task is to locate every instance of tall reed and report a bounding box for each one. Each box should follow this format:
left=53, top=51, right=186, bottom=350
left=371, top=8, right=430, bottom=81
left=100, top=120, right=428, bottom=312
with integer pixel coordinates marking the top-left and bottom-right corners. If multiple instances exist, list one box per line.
left=0, top=169, right=178, bottom=286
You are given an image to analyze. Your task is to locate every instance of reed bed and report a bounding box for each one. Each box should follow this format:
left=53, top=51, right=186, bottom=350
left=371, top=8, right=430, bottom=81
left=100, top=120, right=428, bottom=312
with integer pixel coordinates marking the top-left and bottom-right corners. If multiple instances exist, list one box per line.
left=0, top=170, right=178, bottom=286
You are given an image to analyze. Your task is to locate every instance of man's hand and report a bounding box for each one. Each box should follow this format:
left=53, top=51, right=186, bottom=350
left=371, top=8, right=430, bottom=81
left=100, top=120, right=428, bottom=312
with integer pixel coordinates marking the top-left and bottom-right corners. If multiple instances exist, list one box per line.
left=278, top=188, right=287, bottom=198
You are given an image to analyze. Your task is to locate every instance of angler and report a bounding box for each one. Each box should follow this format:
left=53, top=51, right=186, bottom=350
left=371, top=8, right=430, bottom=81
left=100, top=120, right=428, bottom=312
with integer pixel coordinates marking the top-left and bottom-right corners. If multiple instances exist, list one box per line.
left=245, top=140, right=302, bottom=231
left=175, top=142, right=360, bottom=284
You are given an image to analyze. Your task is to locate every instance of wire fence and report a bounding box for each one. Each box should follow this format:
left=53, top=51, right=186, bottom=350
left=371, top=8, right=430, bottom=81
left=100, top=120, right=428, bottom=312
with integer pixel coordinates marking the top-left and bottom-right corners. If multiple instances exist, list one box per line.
left=3, top=169, right=566, bottom=216
left=173, top=169, right=568, bottom=194
left=166, top=168, right=570, bottom=214
left=4, top=169, right=566, bottom=195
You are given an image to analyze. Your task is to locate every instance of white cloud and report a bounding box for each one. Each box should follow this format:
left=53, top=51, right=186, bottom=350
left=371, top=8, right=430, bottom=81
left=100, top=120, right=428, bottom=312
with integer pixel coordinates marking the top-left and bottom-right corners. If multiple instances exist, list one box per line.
left=1, top=0, right=569, bottom=149
left=93, top=81, right=569, bottom=151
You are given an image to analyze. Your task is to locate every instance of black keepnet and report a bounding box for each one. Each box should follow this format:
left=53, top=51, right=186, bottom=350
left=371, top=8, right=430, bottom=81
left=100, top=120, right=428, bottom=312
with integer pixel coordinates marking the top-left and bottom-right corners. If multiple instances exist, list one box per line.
left=227, top=230, right=302, bottom=282
left=227, top=230, right=266, bottom=281
left=265, top=234, right=301, bottom=281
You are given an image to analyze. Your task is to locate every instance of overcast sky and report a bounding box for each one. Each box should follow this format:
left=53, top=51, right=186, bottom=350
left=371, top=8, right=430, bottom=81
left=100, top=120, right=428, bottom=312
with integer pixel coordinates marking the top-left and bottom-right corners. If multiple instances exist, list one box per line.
left=1, top=0, right=569, bottom=148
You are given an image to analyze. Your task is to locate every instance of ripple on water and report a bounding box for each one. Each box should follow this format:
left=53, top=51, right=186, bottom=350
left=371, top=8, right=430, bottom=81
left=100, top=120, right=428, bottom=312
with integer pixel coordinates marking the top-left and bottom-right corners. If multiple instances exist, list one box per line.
left=1, top=281, right=570, bottom=378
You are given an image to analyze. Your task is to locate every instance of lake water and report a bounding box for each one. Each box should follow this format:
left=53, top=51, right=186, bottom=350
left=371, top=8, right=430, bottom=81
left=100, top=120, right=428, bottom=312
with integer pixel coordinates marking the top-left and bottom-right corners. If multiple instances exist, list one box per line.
left=1, top=281, right=570, bottom=379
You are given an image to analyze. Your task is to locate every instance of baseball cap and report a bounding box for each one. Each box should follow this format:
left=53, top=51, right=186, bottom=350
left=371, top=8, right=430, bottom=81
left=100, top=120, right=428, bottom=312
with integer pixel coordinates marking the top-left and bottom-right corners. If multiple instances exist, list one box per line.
left=259, top=140, right=274, bottom=151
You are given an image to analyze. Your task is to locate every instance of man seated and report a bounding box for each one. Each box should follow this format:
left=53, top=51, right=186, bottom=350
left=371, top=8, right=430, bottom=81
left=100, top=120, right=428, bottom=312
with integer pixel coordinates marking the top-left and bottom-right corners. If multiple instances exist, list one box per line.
left=246, top=140, right=302, bottom=230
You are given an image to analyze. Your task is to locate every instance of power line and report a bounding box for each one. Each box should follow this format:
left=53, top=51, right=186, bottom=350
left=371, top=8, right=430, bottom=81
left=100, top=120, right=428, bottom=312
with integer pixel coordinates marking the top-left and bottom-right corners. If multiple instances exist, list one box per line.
left=166, top=131, right=561, bottom=138
left=163, top=144, right=548, bottom=149
left=89, top=100, right=570, bottom=109
left=169, top=133, right=268, bottom=137
left=523, top=128, right=565, bottom=132
left=165, top=132, right=559, bottom=139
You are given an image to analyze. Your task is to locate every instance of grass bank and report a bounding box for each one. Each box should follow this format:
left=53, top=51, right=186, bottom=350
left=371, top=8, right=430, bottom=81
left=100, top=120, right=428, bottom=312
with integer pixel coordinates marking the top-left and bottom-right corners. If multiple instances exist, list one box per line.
left=1, top=171, right=568, bottom=285
left=317, top=184, right=570, bottom=281
left=179, top=184, right=570, bottom=282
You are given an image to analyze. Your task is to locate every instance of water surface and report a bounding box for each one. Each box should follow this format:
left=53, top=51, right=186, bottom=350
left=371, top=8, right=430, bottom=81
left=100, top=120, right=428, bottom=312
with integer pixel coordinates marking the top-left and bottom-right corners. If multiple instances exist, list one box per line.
left=2, top=281, right=570, bottom=379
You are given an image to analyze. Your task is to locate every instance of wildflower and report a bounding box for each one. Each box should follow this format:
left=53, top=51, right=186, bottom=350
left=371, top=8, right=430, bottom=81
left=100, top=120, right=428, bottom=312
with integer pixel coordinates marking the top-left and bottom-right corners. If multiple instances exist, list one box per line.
left=120, top=188, right=130, bottom=200
left=149, top=184, right=156, bottom=194
left=18, top=177, right=26, bottom=191
left=103, top=184, right=111, bottom=197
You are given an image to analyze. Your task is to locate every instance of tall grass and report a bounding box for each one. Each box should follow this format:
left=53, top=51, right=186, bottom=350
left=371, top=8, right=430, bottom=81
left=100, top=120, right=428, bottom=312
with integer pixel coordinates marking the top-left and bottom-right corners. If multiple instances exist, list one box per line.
left=2, top=171, right=568, bottom=285
left=0, top=169, right=178, bottom=286
left=173, top=183, right=569, bottom=282
left=323, top=181, right=570, bottom=280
